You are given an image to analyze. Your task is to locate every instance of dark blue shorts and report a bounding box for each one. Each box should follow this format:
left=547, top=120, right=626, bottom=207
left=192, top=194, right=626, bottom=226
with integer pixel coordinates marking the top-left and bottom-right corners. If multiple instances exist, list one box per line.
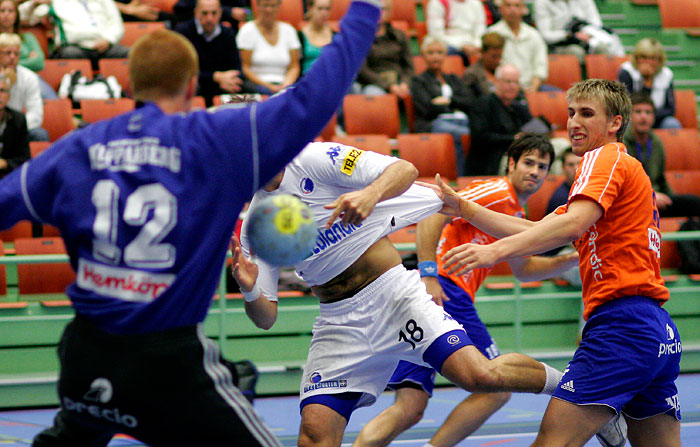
left=387, top=276, right=499, bottom=395
left=552, top=296, right=681, bottom=420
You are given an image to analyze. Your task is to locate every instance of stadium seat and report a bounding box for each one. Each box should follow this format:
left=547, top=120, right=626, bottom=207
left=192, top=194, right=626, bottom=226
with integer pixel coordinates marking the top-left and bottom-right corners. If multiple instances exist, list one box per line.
left=584, top=54, right=629, bottom=80
left=329, top=0, right=351, bottom=21
left=674, top=89, right=698, bottom=129
left=655, top=128, right=700, bottom=170
left=30, top=141, right=50, bottom=158
left=98, top=58, right=130, bottom=96
left=15, top=237, right=76, bottom=295
left=343, top=94, right=400, bottom=137
left=191, top=96, right=206, bottom=110
left=252, top=0, right=303, bottom=28
left=658, top=0, right=700, bottom=28
left=38, top=59, right=93, bottom=92
left=525, top=174, right=566, bottom=221
left=454, top=175, right=490, bottom=191
left=387, top=224, right=417, bottom=245
left=659, top=217, right=686, bottom=269
left=461, top=133, right=471, bottom=158
left=666, top=169, right=700, bottom=195
left=0, top=221, right=33, bottom=242
left=397, top=133, right=457, bottom=180
left=80, top=98, right=136, bottom=123
left=0, top=241, right=5, bottom=296
left=546, top=54, right=582, bottom=91
left=144, top=0, right=177, bottom=13
left=412, top=54, right=465, bottom=76
left=318, top=114, right=337, bottom=142
left=120, top=22, right=167, bottom=47
left=43, top=99, right=76, bottom=142
left=525, top=91, right=569, bottom=132
left=42, top=225, right=61, bottom=237
left=333, top=134, right=392, bottom=155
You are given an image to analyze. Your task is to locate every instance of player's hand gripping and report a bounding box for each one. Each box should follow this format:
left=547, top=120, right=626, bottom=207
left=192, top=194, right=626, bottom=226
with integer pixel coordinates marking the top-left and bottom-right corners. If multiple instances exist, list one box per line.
left=230, top=234, right=259, bottom=293
left=324, top=187, right=380, bottom=228
left=415, top=174, right=473, bottom=218
left=441, top=242, right=501, bottom=276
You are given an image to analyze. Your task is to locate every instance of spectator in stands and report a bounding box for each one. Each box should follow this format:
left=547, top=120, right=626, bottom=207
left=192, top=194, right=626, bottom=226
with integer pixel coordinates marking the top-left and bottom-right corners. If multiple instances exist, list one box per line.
left=545, top=147, right=580, bottom=216
left=115, top=0, right=170, bottom=23
left=0, top=72, right=29, bottom=179
left=173, top=0, right=248, bottom=27
left=0, top=0, right=56, bottom=99
left=482, top=0, right=500, bottom=26
left=176, top=0, right=250, bottom=105
left=623, top=93, right=700, bottom=217
left=237, top=0, right=300, bottom=95
left=352, top=0, right=412, bottom=99
left=51, top=0, right=130, bottom=70
left=425, top=0, right=486, bottom=67
left=488, top=0, right=553, bottom=94
left=618, top=38, right=682, bottom=129
left=298, top=0, right=334, bottom=75
left=411, top=36, right=472, bottom=176
left=0, top=33, right=47, bottom=142
left=533, top=0, right=624, bottom=61
left=462, top=31, right=502, bottom=102
left=466, top=63, right=531, bottom=175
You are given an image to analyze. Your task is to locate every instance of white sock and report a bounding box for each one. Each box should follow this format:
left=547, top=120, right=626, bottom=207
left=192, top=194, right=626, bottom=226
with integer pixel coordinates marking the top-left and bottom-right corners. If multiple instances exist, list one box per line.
left=537, top=362, right=563, bottom=395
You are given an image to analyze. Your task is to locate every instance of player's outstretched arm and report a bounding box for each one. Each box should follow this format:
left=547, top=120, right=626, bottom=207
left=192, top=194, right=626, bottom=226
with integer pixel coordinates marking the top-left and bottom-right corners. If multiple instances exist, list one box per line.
left=507, top=251, right=579, bottom=283
left=230, top=235, right=278, bottom=330
left=324, top=159, right=417, bottom=228
left=416, top=213, right=450, bottom=305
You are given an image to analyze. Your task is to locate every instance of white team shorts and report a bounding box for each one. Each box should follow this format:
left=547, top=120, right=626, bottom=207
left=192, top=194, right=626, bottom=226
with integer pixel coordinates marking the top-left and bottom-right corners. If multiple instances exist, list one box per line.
left=299, top=264, right=467, bottom=409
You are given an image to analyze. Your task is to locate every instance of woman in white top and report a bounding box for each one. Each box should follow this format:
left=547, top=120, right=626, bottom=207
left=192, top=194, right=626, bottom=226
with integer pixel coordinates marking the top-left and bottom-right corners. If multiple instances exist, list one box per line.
left=237, top=0, right=301, bottom=94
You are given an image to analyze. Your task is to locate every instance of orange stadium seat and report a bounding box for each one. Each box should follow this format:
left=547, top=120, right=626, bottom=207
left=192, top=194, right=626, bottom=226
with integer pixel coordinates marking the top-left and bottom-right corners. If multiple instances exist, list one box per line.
left=659, top=217, right=686, bottom=269
left=15, top=237, right=76, bottom=295
left=655, top=128, right=700, bottom=171
left=454, top=175, right=490, bottom=191
left=30, top=141, right=51, bottom=158
left=80, top=98, right=136, bottom=123
left=658, top=0, right=700, bottom=28
left=38, top=59, right=93, bottom=91
left=674, top=89, right=698, bottom=129
left=0, top=221, right=33, bottom=242
left=98, top=58, right=130, bottom=96
left=252, top=0, right=303, bottom=28
left=387, top=224, right=417, bottom=245
left=43, top=99, right=76, bottom=142
left=144, top=0, right=177, bottom=13
left=329, top=0, right=351, bottom=21
left=526, top=91, right=569, bottom=132
left=191, top=96, right=206, bottom=110
left=525, top=174, right=566, bottom=221
left=318, top=114, right=337, bottom=141
left=412, top=54, right=465, bottom=76
left=666, top=170, right=700, bottom=195
left=343, top=94, right=400, bottom=137
left=333, top=134, right=392, bottom=155
left=397, top=133, right=457, bottom=180
left=546, top=54, right=582, bottom=91
left=584, top=54, right=629, bottom=80
left=120, top=22, right=167, bottom=47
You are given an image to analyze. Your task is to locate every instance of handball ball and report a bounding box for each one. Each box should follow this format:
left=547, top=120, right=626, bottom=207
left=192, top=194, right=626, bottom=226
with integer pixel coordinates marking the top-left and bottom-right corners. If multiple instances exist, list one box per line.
left=246, top=194, right=317, bottom=266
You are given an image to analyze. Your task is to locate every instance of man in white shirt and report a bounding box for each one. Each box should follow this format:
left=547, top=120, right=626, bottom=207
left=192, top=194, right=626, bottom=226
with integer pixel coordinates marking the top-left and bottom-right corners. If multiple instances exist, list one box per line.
left=426, top=0, right=485, bottom=66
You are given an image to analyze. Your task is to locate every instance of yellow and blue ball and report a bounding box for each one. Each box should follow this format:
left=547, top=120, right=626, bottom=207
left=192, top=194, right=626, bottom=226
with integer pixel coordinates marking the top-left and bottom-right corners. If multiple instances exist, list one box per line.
left=246, top=194, right=317, bottom=266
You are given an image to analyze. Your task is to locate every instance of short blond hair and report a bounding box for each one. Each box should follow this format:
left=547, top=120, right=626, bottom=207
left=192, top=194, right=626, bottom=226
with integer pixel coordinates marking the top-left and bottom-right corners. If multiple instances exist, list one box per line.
left=567, top=79, right=632, bottom=141
left=0, top=32, right=21, bottom=48
left=632, top=38, right=666, bottom=73
left=129, top=29, right=199, bottom=102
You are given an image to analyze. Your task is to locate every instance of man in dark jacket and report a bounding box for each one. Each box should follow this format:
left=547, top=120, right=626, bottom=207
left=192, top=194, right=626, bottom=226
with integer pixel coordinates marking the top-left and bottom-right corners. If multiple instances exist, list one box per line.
left=466, top=63, right=531, bottom=175
left=0, top=73, right=30, bottom=179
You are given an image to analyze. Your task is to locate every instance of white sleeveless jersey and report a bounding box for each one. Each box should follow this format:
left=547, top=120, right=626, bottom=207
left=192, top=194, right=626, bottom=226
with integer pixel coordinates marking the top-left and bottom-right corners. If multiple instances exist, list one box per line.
left=242, top=142, right=443, bottom=297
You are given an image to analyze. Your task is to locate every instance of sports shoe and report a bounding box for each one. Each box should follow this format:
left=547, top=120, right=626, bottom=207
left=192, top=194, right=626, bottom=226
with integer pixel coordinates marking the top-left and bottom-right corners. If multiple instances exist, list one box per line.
left=596, top=413, right=627, bottom=447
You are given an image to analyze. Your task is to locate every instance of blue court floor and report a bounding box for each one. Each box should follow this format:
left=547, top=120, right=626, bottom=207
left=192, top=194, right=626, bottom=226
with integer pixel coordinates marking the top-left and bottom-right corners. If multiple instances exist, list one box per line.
left=1, top=373, right=698, bottom=446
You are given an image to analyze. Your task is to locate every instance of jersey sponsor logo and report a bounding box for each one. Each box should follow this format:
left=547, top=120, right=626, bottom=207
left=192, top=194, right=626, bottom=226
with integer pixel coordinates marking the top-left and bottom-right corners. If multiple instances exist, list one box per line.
left=311, top=221, right=362, bottom=255
left=326, top=146, right=342, bottom=164
left=561, top=380, right=575, bottom=392
left=446, top=334, right=461, bottom=345
left=341, top=149, right=363, bottom=176
left=586, top=225, right=604, bottom=282
left=309, top=371, right=323, bottom=383
left=658, top=325, right=682, bottom=357
left=64, top=378, right=138, bottom=428
left=303, top=379, right=348, bottom=393
left=648, top=227, right=661, bottom=258
left=667, top=324, right=675, bottom=340
left=665, top=394, right=680, bottom=412
left=300, top=177, right=315, bottom=194
left=89, top=137, right=182, bottom=173
left=77, top=258, right=174, bottom=303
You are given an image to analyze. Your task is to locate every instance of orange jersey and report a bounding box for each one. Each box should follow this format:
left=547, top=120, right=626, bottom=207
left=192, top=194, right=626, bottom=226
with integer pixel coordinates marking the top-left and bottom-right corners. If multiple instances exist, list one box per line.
left=437, top=177, right=524, bottom=300
left=561, top=142, right=669, bottom=319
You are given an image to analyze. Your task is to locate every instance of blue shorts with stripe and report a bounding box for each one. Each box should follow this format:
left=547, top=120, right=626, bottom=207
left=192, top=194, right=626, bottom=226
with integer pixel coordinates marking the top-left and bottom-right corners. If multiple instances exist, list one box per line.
left=552, top=296, right=682, bottom=420
left=387, top=276, right=500, bottom=395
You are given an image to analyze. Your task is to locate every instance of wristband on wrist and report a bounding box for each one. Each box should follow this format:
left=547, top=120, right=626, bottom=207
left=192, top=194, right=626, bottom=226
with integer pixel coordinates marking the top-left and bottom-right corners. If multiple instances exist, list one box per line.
left=241, top=283, right=261, bottom=302
left=418, top=261, right=438, bottom=278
